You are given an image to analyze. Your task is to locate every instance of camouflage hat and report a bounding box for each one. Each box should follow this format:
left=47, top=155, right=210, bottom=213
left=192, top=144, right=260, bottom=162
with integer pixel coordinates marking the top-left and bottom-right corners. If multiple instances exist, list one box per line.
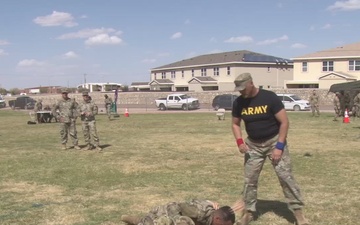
left=82, top=91, right=89, bottom=96
left=61, top=88, right=69, bottom=93
left=234, top=73, right=252, bottom=91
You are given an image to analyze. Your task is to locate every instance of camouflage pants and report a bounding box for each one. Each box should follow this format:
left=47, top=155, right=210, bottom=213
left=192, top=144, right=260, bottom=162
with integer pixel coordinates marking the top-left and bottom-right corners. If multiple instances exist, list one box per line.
left=334, top=107, right=341, bottom=120
left=139, top=203, right=194, bottom=225
left=106, top=104, right=111, bottom=118
left=60, top=121, right=78, bottom=145
left=242, top=135, right=304, bottom=212
left=311, top=104, right=320, bottom=116
left=81, top=120, right=100, bottom=146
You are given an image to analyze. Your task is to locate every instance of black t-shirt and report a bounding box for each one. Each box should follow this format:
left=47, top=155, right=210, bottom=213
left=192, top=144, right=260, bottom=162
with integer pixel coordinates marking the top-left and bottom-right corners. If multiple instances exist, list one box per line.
left=232, top=89, right=284, bottom=140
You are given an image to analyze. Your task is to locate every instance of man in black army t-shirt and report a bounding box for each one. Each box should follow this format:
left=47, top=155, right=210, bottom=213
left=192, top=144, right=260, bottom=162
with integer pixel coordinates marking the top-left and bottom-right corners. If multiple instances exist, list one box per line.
left=231, top=73, right=309, bottom=225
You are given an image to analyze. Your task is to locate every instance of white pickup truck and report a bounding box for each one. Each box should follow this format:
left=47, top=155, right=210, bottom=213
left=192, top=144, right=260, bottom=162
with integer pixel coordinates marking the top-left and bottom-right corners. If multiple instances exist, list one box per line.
left=155, top=93, right=200, bottom=111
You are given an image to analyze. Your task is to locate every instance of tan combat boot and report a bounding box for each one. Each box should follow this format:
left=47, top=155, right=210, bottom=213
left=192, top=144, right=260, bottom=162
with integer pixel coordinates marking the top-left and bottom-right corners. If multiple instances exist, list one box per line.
left=86, top=144, right=93, bottom=150
left=121, top=215, right=141, bottom=225
left=74, top=145, right=81, bottom=150
left=96, top=145, right=102, bottom=151
left=294, top=209, right=310, bottom=225
left=61, top=144, right=67, bottom=150
left=236, top=211, right=254, bottom=225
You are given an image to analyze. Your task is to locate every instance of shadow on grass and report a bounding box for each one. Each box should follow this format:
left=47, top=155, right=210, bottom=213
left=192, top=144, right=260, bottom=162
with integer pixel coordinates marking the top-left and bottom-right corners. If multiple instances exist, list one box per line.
left=253, top=199, right=296, bottom=224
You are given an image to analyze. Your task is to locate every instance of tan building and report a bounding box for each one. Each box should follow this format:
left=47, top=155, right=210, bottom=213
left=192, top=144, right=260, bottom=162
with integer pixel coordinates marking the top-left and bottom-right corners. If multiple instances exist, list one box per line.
left=150, top=50, right=293, bottom=92
left=290, top=42, right=360, bottom=89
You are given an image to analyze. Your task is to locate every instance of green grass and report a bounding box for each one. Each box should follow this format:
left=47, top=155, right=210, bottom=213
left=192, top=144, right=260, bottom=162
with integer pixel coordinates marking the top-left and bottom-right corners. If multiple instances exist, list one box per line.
left=0, top=110, right=359, bottom=225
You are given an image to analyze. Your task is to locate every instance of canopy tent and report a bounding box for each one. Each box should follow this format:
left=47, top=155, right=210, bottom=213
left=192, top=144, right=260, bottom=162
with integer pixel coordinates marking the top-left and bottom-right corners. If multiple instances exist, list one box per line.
left=328, top=81, right=360, bottom=93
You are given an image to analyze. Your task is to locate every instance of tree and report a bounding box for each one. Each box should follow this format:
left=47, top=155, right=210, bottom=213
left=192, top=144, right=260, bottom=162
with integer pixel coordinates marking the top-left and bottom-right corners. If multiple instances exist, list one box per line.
left=9, top=88, right=20, bottom=95
left=0, top=88, right=7, bottom=95
left=120, top=85, right=129, bottom=92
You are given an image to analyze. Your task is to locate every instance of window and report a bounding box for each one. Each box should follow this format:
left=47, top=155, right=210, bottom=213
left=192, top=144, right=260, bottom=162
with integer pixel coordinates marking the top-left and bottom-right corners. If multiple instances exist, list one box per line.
left=227, top=67, right=231, bottom=75
left=192, top=69, right=195, bottom=77
left=322, top=61, right=334, bottom=72
left=302, top=62, right=308, bottom=72
left=201, top=68, right=207, bottom=76
left=161, top=72, right=166, bottom=79
left=267, top=67, right=270, bottom=72
left=349, top=60, right=360, bottom=71
left=171, top=71, right=176, bottom=79
left=154, top=73, right=157, bottom=79
left=214, top=67, right=219, bottom=76
left=181, top=70, right=184, bottom=78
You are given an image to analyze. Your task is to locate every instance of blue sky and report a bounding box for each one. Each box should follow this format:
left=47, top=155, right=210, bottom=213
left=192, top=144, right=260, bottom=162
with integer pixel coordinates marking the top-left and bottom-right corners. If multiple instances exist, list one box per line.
left=1, top=0, right=360, bottom=89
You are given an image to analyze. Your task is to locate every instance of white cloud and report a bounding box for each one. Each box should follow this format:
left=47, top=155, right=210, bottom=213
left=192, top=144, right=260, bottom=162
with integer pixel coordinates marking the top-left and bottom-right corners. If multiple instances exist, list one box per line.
left=0, top=49, right=8, bottom=56
left=321, top=23, right=332, bottom=29
left=171, top=32, right=182, bottom=39
left=141, top=58, right=156, bottom=63
left=85, top=34, right=122, bottom=45
left=63, top=51, right=78, bottom=59
left=57, top=28, right=119, bottom=39
left=257, top=35, right=288, bottom=45
left=0, top=40, right=9, bottom=45
left=224, top=36, right=253, bottom=43
left=291, top=43, right=307, bottom=49
left=17, top=59, right=45, bottom=67
left=327, top=0, right=360, bottom=11
left=33, top=11, right=78, bottom=27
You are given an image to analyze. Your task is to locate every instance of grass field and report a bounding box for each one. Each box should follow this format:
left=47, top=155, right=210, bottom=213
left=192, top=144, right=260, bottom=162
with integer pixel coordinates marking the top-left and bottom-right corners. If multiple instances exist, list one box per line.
left=0, top=109, right=359, bottom=225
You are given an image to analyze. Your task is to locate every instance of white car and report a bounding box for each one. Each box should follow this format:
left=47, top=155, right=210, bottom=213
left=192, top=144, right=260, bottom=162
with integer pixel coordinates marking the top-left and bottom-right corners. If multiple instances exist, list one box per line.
left=277, top=94, right=310, bottom=111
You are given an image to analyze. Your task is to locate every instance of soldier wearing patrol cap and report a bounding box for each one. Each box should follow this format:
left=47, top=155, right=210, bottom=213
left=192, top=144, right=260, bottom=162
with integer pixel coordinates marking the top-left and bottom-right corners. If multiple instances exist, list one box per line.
left=104, top=94, right=113, bottom=120
left=78, top=91, right=102, bottom=151
left=333, top=92, right=341, bottom=121
left=52, top=88, right=81, bottom=150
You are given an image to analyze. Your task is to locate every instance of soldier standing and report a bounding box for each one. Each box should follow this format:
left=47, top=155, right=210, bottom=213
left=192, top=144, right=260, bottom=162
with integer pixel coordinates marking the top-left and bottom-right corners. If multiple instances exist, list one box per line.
left=52, top=89, right=81, bottom=150
left=104, top=94, right=113, bottom=120
left=78, top=91, right=102, bottom=151
left=353, top=91, right=360, bottom=118
left=333, top=92, right=341, bottom=121
left=309, top=89, right=320, bottom=117
left=34, top=99, right=43, bottom=123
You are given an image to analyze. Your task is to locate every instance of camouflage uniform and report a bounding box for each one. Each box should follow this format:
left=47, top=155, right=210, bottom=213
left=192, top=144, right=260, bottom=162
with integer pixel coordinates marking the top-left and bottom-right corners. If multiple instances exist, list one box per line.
left=309, top=90, right=320, bottom=116
left=333, top=93, right=341, bottom=121
left=78, top=93, right=101, bottom=150
left=34, top=100, right=43, bottom=123
left=138, top=199, right=215, bottom=225
left=104, top=94, right=113, bottom=120
left=353, top=92, right=360, bottom=118
left=52, top=92, right=79, bottom=147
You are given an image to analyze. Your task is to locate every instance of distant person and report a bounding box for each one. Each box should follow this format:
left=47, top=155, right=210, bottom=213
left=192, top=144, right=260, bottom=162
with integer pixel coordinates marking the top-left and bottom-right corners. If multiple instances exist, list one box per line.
left=104, top=94, right=113, bottom=120
left=343, top=91, right=351, bottom=115
left=52, top=88, right=81, bottom=150
left=309, top=90, right=320, bottom=117
left=34, top=99, right=43, bottom=123
left=333, top=92, right=341, bottom=121
left=231, top=73, right=309, bottom=225
left=78, top=91, right=102, bottom=151
left=353, top=91, right=360, bottom=118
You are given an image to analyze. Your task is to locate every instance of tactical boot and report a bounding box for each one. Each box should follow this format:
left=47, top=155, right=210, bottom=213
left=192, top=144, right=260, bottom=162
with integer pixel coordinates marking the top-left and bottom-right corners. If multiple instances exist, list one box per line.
left=95, top=145, right=103, bottom=151
left=121, top=215, right=141, bottom=225
left=236, top=211, right=254, bottom=225
left=74, top=145, right=81, bottom=150
left=294, top=209, right=309, bottom=225
left=86, top=144, right=93, bottom=150
left=61, top=144, right=67, bottom=150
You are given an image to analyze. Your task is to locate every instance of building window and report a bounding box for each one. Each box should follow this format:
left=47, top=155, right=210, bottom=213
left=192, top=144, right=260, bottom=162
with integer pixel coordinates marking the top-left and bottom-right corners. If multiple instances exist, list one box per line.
left=349, top=60, right=360, bottom=71
left=181, top=70, right=184, bottom=78
left=267, top=67, right=271, bottom=72
left=154, top=73, right=157, bottom=79
left=322, top=61, right=334, bottom=72
left=161, top=72, right=166, bottom=79
left=227, top=66, right=231, bottom=75
left=171, top=71, right=176, bottom=79
left=192, top=69, right=195, bottom=77
left=201, top=68, right=207, bottom=76
left=214, top=67, right=219, bottom=76
left=302, top=62, right=308, bottom=72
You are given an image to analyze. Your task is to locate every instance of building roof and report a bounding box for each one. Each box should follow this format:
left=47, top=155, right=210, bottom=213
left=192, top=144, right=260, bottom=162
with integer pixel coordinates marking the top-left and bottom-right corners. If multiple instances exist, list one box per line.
left=149, top=79, right=174, bottom=85
left=188, top=76, right=218, bottom=84
left=152, top=50, right=292, bottom=70
left=293, top=41, right=360, bottom=60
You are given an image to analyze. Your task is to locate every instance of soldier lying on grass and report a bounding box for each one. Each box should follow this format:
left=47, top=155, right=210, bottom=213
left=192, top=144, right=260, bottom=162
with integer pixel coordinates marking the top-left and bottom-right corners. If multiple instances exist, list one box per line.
left=121, top=199, right=244, bottom=225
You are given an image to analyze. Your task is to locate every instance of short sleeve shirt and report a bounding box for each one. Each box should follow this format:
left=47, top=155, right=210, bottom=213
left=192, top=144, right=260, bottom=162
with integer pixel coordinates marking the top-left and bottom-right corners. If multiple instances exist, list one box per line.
left=232, top=89, right=284, bottom=140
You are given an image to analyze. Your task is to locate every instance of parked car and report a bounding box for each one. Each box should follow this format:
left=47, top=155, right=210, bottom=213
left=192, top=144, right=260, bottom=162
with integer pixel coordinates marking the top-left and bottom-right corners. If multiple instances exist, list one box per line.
left=155, top=93, right=200, bottom=110
left=277, top=94, right=310, bottom=111
left=0, top=95, right=6, bottom=108
left=8, top=96, right=36, bottom=110
left=212, top=94, right=238, bottom=110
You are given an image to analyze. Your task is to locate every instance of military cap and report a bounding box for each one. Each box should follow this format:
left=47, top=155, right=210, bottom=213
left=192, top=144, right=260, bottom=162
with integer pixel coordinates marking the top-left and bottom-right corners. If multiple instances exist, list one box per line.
left=82, top=91, right=89, bottom=96
left=234, top=73, right=252, bottom=91
left=61, top=88, right=69, bottom=93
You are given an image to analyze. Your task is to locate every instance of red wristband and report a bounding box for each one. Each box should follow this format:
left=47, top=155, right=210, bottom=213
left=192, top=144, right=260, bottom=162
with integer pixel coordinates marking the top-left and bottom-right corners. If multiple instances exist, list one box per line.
left=236, top=138, right=244, bottom=146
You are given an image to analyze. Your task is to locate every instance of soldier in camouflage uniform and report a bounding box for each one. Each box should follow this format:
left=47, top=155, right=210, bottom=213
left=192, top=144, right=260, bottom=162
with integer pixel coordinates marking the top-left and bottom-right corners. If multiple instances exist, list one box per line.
left=333, top=92, right=341, bottom=121
left=309, top=89, right=320, bottom=117
left=343, top=91, right=351, bottom=116
left=78, top=91, right=102, bottom=151
left=121, top=199, right=236, bottom=225
left=352, top=91, right=360, bottom=118
left=104, top=94, right=113, bottom=120
left=34, top=99, right=43, bottom=123
left=52, top=89, right=81, bottom=150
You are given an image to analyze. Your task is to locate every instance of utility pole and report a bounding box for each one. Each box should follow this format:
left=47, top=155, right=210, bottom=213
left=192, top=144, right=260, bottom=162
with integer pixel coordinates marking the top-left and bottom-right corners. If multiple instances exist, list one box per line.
left=84, top=73, right=87, bottom=89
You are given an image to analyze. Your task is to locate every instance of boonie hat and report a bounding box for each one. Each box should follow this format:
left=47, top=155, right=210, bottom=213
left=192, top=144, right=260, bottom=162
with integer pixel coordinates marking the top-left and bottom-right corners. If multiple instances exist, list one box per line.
left=234, top=73, right=252, bottom=91
left=82, top=91, right=89, bottom=96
